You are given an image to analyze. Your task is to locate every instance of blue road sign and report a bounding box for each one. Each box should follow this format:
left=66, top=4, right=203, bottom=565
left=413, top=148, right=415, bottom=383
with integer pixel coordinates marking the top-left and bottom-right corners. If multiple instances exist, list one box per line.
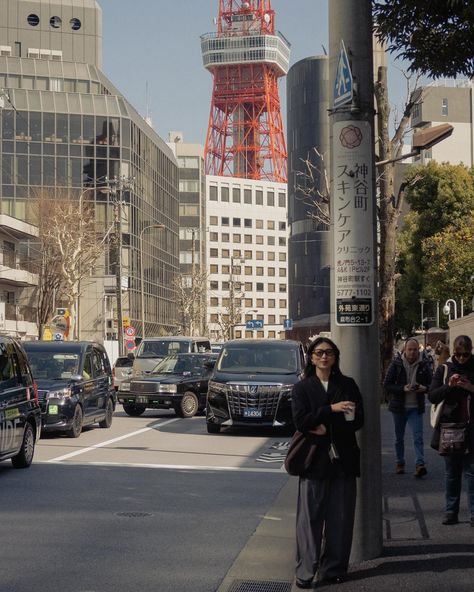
left=333, top=40, right=353, bottom=108
left=245, top=319, right=264, bottom=330
left=283, top=319, right=293, bottom=330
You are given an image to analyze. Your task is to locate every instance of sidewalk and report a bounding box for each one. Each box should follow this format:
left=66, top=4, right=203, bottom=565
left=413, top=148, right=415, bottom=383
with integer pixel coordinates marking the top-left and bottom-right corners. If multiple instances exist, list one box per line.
left=217, top=408, right=474, bottom=592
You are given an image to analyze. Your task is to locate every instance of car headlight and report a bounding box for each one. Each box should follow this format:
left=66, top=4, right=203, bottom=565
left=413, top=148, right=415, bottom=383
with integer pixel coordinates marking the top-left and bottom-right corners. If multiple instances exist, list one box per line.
left=208, top=381, right=226, bottom=394
left=47, top=388, right=72, bottom=401
left=157, top=384, right=177, bottom=393
left=120, top=382, right=131, bottom=392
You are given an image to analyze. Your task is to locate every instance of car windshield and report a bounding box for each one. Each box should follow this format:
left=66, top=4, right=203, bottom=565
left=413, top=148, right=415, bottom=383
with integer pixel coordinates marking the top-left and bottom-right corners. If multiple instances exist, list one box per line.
left=27, top=352, right=80, bottom=380
left=152, top=355, right=203, bottom=375
left=216, top=346, right=300, bottom=374
left=136, top=340, right=190, bottom=358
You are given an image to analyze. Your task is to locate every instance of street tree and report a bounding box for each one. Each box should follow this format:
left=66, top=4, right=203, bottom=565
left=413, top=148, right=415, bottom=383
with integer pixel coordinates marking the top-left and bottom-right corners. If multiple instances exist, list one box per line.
left=32, top=188, right=106, bottom=339
left=395, top=162, right=474, bottom=330
left=173, top=269, right=208, bottom=336
left=373, top=0, right=474, bottom=78
left=421, top=214, right=474, bottom=307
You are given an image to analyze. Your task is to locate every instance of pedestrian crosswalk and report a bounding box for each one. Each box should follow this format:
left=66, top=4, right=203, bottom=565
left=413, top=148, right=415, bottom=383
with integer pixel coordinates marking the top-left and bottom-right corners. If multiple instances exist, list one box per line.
left=256, top=440, right=290, bottom=463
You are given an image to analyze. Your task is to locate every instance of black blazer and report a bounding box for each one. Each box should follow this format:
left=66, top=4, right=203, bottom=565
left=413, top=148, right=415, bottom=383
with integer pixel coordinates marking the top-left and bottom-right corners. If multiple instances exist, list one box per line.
left=291, top=372, right=364, bottom=478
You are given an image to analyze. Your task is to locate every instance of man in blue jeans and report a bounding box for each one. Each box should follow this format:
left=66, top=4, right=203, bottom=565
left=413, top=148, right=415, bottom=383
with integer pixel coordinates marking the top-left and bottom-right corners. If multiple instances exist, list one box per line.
left=384, top=338, right=433, bottom=477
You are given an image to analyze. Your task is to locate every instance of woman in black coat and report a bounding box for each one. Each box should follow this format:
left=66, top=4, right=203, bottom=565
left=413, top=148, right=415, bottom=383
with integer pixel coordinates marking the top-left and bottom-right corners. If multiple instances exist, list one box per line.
left=428, top=335, right=474, bottom=526
left=291, top=337, right=364, bottom=588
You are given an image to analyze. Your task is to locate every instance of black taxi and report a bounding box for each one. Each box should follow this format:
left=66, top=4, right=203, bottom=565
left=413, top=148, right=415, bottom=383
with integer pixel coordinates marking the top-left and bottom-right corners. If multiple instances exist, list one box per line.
left=118, top=353, right=217, bottom=417
left=23, top=341, right=115, bottom=438
left=0, top=336, right=41, bottom=468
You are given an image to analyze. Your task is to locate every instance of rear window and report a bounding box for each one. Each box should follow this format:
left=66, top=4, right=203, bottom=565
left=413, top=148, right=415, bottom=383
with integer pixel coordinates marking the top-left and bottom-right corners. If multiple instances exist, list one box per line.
left=136, top=340, right=191, bottom=358
left=114, top=357, right=132, bottom=368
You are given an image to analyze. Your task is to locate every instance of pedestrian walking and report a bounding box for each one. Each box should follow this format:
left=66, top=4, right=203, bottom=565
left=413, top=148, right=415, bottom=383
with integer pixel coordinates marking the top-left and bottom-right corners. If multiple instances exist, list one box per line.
left=384, top=337, right=432, bottom=477
left=428, top=335, right=474, bottom=526
left=291, top=337, right=364, bottom=588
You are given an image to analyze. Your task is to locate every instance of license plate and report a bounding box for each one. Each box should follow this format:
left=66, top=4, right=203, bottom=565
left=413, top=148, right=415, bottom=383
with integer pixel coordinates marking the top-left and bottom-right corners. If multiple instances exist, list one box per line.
left=243, top=408, right=262, bottom=418
left=48, top=404, right=59, bottom=415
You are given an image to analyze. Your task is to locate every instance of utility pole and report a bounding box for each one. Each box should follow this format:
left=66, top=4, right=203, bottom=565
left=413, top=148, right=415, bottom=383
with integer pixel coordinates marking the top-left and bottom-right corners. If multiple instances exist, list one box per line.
left=329, top=0, right=382, bottom=562
left=113, top=182, right=124, bottom=356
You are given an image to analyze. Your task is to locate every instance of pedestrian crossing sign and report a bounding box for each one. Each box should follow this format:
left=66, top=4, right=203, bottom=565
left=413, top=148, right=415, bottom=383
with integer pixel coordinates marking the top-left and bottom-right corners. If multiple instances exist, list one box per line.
left=333, top=40, right=353, bottom=108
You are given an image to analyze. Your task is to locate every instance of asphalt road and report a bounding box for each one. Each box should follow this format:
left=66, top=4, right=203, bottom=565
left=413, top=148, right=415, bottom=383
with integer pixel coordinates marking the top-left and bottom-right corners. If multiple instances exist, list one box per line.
left=0, top=407, right=290, bottom=592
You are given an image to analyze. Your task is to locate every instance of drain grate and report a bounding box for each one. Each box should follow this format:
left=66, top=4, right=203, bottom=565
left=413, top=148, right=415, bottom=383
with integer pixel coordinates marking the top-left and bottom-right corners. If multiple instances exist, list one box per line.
left=115, top=511, right=153, bottom=518
left=227, top=581, right=292, bottom=592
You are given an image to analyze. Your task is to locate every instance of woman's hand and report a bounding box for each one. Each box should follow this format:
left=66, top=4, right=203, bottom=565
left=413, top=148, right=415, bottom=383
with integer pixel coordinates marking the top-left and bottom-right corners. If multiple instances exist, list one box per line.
left=449, top=374, right=461, bottom=387
left=331, top=401, right=354, bottom=413
left=457, top=376, right=474, bottom=392
left=309, top=424, right=327, bottom=436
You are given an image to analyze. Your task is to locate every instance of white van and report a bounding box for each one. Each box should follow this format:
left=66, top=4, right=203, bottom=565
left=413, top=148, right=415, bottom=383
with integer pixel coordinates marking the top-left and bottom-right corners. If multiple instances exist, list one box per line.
left=132, top=336, right=211, bottom=376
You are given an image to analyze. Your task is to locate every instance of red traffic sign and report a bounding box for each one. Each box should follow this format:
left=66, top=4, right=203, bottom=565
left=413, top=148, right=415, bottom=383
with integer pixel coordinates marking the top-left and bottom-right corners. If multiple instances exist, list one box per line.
left=125, top=326, right=136, bottom=337
left=125, top=340, right=136, bottom=350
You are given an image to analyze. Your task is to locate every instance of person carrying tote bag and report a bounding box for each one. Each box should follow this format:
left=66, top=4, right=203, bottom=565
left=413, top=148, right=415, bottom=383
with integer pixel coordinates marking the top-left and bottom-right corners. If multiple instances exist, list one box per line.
left=428, top=335, right=474, bottom=526
left=290, top=337, right=364, bottom=588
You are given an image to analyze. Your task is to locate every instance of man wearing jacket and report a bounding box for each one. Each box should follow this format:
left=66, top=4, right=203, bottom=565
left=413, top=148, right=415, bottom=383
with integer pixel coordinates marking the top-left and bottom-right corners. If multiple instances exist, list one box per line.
left=384, top=338, right=433, bottom=477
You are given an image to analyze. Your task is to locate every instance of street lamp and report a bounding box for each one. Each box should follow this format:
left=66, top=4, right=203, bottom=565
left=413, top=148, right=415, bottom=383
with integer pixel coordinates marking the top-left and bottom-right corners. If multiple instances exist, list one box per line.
left=443, top=298, right=458, bottom=321
left=140, top=224, right=165, bottom=339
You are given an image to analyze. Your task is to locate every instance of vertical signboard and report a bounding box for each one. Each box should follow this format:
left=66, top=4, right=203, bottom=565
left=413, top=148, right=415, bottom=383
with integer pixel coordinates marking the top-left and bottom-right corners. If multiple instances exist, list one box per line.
left=333, top=120, right=375, bottom=326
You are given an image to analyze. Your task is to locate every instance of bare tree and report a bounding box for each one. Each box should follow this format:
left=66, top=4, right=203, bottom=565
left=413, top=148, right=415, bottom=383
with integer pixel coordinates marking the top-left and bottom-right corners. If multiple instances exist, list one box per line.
left=173, top=269, right=208, bottom=336
left=375, top=66, right=421, bottom=374
left=294, top=148, right=330, bottom=227
left=31, top=188, right=107, bottom=339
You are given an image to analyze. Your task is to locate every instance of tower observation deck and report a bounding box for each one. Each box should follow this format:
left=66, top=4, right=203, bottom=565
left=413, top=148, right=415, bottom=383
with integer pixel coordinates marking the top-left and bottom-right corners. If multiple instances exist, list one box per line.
left=201, top=1, right=290, bottom=182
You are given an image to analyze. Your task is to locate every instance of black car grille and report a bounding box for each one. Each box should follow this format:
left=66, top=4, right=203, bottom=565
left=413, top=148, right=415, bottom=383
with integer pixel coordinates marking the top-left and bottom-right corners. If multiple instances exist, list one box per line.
left=227, top=384, right=282, bottom=418
left=131, top=381, right=159, bottom=394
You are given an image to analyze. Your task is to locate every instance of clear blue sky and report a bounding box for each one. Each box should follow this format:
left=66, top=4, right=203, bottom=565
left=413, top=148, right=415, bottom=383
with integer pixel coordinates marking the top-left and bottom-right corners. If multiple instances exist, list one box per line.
left=99, top=0, right=405, bottom=145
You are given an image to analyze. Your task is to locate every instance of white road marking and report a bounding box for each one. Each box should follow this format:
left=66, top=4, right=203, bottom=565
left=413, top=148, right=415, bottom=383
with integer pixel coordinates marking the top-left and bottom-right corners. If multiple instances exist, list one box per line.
left=48, top=418, right=180, bottom=462
left=39, top=460, right=287, bottom=474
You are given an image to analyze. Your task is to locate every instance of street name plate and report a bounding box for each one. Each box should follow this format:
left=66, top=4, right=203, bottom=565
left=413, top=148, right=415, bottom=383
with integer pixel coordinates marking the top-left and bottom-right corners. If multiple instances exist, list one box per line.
left=333, top=120, right=375, bottom=326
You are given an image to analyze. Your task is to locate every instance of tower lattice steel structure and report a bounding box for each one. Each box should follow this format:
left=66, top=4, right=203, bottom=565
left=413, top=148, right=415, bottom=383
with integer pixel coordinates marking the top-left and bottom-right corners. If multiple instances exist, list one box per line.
left=201, top=1, right=290, bottom=182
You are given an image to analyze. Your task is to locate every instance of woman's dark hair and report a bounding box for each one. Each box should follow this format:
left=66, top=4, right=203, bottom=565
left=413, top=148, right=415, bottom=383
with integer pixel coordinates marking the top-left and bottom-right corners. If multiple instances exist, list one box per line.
left=303, top=337, right=341, bottom=378
left=453, top=335, right=473, bottom=351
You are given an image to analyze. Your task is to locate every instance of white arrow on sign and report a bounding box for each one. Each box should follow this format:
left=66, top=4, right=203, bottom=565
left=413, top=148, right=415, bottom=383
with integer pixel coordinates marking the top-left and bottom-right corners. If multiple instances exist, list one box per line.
left=334, top=40, right=353, bottom=108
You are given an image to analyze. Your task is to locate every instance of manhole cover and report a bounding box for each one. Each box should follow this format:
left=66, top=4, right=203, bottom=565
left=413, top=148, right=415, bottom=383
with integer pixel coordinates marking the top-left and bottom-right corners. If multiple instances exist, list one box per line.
left=115, top=511, right=153, bottom=518
left=228, top=581, right=292, bottom=592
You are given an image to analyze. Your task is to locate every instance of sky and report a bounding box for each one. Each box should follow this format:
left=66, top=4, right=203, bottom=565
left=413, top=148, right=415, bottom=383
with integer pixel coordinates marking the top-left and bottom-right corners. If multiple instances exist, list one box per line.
left=98, top=0, right=406, bottom=146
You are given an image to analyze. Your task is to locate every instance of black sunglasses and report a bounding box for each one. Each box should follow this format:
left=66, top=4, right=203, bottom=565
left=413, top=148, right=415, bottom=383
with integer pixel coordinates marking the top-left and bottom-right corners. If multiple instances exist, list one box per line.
left=454, top=351, right=471, bottom=359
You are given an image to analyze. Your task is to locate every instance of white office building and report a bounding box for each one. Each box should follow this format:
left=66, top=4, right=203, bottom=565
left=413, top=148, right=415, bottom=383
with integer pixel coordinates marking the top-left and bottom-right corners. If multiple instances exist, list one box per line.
left=206, top=176, right=289, bottom=341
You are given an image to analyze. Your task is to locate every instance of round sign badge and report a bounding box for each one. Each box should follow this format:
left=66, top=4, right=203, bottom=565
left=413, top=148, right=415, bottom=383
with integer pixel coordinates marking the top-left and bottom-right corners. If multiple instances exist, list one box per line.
left=125, top=326, right=136, bottom=337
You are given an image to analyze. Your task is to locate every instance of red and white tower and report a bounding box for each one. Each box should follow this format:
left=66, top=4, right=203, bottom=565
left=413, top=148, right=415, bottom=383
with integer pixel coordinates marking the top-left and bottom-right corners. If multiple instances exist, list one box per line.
left=201, top=1, right=290, bottom=182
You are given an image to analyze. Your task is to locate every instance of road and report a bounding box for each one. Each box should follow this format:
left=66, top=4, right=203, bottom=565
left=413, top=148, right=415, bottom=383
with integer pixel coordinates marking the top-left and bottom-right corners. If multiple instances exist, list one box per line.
left=0, top=407, right=290, bottom=592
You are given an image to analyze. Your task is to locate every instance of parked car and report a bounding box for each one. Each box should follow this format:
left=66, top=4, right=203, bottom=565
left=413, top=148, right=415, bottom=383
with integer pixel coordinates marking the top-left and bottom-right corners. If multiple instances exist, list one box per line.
left=23, top=341, right=115, bottom=438
left=206, top=339, right=306, bottom=433
left=113, top=354, right=133, bottom=390
left=132, top=336, right=211, bottom=376
left=118, top=352, right=217, bottom=418
left=0, top=336, right=41, bottom=468
left=210, top=342, right=224, bottom=353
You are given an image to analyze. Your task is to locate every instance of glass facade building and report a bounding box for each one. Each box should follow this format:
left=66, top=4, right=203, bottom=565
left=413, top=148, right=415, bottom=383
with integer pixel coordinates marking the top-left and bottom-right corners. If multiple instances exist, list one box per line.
left=0, top=1, right=179, bottom=341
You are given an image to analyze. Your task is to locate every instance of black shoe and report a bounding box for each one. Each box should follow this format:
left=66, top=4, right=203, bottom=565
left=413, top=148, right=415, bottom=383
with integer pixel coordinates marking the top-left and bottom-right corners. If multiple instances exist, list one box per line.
left=442, top=513, right=458, bottom=525
left=414, top=465, right=427, bottom=478
left=295, top=578, right=313, bottom=589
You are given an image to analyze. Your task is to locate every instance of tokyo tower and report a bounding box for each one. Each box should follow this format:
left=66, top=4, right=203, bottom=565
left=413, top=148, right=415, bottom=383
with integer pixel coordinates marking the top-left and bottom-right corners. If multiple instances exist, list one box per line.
left=201, top=1, right=290, bottom=182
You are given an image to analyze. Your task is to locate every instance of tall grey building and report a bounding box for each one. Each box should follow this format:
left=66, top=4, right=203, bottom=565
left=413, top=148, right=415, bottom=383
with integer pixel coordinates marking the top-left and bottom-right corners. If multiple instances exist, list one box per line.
left=287, top=56, right=330, bottom=341
left=0, top=0, right=179, bottom=343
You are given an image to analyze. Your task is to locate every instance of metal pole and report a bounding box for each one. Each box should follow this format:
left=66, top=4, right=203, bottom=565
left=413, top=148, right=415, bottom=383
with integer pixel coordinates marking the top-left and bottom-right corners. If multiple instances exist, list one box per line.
left=140, top=231, right=146, bottom=340
left=436, top=300, right=440, bottom=327
left=419, top=298, right=425, bottom=334
left=113, top=186, right=124, bottom=356
left=329, top=0, right=382, bottom=562
left=140, top=224, right=165, bottom=340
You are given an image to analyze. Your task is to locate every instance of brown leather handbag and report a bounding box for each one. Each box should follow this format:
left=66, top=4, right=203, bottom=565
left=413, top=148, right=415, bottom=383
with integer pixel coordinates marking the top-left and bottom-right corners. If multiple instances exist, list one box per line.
left=284, top=431, right=318, bottom=476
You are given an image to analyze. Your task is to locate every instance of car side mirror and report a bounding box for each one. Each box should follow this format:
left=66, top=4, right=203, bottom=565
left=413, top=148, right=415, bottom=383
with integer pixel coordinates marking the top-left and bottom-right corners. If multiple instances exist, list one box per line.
left=127, top=352, right=135, bottom=360
left=70, top=374, right=83, bottom=382
left=204, top=360, right=216, bottom=370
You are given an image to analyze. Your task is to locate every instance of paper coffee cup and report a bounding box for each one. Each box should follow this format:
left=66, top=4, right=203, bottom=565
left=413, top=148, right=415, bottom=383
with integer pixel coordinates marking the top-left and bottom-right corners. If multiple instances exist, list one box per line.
left=344, top=405, right=355, bottom=421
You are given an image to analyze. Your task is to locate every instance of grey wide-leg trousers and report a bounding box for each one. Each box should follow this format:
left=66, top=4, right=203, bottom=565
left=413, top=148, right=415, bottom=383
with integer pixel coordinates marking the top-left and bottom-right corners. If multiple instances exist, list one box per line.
left=295, top=474, right=356, bottom=582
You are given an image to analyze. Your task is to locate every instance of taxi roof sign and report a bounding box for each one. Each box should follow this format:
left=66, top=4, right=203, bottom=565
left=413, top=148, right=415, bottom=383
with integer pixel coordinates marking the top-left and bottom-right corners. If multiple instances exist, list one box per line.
left=333, top=40, right=353, bottom=108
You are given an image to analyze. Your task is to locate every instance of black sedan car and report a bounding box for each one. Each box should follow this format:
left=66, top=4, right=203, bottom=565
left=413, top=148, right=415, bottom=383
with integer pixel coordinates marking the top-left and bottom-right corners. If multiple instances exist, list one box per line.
left=118, top=353, right=217, bottom=418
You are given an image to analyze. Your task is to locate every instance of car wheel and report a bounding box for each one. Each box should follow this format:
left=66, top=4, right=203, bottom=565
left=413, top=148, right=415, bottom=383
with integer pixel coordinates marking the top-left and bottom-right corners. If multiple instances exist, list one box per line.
left=206, top=422, right=221, bottom=434
left=176, top=391, right=199, bottom=418
left=99, top=397, right=114, bottom=428
left=11, top=423, right=35, bottom=468
left=67, top=405, right=83, bottom=438
left=122, top=403, right=146, bottom=417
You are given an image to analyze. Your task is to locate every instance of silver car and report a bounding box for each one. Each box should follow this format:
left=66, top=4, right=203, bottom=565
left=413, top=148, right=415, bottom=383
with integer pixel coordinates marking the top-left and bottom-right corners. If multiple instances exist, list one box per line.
left=113, top=356, right=133, bottom=390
